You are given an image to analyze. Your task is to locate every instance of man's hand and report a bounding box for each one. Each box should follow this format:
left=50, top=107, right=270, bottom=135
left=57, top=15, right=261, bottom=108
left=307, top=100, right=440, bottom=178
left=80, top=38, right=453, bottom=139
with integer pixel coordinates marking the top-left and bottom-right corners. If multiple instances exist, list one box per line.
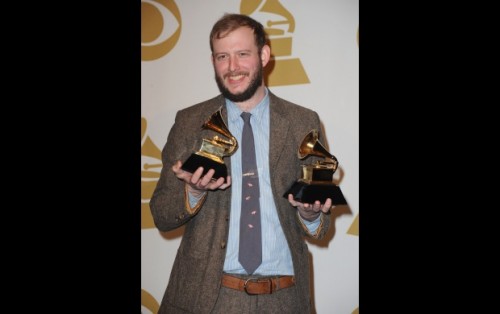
left=288, top=194, right=333, bottom=221
left=172, top=160, right=231, bottom=197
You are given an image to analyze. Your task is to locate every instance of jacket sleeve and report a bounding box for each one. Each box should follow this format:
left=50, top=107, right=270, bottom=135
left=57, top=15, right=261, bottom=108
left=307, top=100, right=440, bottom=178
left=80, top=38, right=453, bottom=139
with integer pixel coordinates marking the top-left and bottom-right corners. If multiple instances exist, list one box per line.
left=150, top=110, right=201, bottom=231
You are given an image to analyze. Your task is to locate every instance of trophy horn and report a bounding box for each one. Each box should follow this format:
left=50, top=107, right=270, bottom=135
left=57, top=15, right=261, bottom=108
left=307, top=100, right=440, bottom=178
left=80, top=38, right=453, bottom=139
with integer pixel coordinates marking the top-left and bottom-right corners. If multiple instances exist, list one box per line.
left=202, top=107, right=238, bottom=156
left=298, top=129, right=338, bottom=163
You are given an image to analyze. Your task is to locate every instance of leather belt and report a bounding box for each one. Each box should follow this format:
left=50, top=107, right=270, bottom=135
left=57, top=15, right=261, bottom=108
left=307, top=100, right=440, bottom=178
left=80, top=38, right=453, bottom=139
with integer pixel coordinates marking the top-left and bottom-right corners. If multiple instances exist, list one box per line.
left=221, top=274, right=295, bottom=295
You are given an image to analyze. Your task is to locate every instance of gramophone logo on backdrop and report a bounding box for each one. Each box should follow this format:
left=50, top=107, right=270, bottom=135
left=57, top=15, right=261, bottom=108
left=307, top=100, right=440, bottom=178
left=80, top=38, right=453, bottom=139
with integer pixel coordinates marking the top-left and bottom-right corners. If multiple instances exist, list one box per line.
left=240, top=0, right=310, bottom=86
left=141, top=288, right=160, bottom=314
left=141, top=118, right=163, bottom=229
left=141, top=0, right=181, bottom=61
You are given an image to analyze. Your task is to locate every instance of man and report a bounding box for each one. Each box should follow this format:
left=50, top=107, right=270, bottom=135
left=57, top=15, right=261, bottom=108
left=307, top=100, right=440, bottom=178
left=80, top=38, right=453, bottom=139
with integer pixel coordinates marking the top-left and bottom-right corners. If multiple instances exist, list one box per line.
left=150, top=13, right=333, bottom=313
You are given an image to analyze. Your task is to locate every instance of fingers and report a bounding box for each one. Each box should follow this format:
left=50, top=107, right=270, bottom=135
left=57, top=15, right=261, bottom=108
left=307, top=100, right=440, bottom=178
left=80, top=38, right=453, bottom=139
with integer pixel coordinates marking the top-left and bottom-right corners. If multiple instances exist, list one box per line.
left=307, top=199, right=335, bottom=214
left=311, top=200, right=322, bottom=213
left=172, top=160, right=183, bottom=175
left=191, top=168, right=214, bottom=186
left=172, top=160, right=192, bottom=181
left=321, top=198, right=333, bottom=213
left=172, top=161, right=232, bottom=191
left=288, top=194, right=298, bottom=207
left=218, top=176, right=232, bottom=190
left=203, top=174, right=232, bottom=190
left=288, top=194, right=334, bottom=214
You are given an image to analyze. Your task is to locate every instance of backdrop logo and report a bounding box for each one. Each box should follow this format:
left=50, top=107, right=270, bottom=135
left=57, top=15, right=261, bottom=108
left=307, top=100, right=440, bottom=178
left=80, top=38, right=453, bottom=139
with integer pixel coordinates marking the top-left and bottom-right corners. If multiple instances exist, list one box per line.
left=141, top=0, right=181, bottom=61
left=141, top=289, right=160, bottom=314
left=347, top=214, right=358, bottom=236
left=240, top=0, right=309, bottom=86
left=141, top=118, right=162, bottom=229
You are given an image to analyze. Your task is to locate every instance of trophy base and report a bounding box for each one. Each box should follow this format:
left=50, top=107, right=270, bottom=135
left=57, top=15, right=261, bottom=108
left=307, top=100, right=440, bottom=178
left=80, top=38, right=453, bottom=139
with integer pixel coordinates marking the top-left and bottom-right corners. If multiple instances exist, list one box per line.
left=181, top=153, right=228, bottom=180
left=283, top=181, right=347, bottom=205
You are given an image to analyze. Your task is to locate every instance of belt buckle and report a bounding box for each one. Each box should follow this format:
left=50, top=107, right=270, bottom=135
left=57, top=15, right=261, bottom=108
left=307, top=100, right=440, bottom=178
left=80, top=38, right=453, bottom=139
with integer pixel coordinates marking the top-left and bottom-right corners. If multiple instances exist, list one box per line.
left=243, top=277, right=273, bottom=295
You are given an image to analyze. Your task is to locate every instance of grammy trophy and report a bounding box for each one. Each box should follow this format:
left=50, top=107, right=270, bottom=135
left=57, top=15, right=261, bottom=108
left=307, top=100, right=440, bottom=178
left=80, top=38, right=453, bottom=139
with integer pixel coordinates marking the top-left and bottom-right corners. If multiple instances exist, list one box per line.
left=284, top=129, right=347, bottom=205
left=181, top=107, right=238, bottom=181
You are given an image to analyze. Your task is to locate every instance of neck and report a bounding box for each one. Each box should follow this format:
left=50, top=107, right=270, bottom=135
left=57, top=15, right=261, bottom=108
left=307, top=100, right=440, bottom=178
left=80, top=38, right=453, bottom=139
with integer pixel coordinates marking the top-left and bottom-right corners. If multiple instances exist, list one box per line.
left=235, top=84, right=267, bottom=112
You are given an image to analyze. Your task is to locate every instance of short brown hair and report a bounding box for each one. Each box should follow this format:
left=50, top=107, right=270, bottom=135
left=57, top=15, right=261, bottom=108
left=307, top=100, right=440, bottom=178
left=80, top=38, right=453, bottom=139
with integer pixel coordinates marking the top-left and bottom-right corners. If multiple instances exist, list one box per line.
left=209, top=13, right=267, bottom=53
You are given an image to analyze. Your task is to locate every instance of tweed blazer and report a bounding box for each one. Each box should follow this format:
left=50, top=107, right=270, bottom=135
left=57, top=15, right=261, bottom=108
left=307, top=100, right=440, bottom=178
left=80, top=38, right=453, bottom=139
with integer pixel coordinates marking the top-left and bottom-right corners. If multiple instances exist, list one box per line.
left=150, top=91, right=331, bottom=313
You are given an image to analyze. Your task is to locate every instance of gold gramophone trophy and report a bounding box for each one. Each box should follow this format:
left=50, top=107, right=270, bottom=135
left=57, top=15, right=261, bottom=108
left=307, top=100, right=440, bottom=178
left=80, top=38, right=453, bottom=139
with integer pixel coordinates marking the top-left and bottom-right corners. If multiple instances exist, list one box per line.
left=181, top=107, right=238, bottom=181
left=284, top=130, right=347, bottom=205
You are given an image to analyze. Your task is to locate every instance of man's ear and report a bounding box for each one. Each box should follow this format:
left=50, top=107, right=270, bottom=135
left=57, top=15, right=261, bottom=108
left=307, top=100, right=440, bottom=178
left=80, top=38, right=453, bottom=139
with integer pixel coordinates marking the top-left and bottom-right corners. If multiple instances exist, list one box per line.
left=261, top=45, right=271, bottom=67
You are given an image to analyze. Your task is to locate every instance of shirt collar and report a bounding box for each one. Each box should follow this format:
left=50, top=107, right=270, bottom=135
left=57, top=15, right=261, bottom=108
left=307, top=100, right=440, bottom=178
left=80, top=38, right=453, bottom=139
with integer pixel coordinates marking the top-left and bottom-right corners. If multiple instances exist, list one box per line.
left=225, top=87, right=269, bottom=124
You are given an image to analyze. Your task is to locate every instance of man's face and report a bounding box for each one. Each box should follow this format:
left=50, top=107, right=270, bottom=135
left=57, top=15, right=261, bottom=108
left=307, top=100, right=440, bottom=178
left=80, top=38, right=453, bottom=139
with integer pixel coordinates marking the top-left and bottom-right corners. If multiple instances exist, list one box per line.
left=212, top=27, right=263, bottom=103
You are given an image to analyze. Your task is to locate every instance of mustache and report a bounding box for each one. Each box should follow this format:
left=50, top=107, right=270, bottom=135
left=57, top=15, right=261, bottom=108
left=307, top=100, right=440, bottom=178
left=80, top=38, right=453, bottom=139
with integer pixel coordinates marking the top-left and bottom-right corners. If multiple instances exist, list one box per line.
left=224, top=71, right=249, bottom=79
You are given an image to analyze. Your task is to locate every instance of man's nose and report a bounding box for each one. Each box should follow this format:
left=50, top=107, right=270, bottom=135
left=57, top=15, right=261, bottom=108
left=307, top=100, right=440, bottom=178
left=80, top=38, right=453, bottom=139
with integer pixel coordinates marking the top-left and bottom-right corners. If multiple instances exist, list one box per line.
left=228, top=55, right=239, bottom=72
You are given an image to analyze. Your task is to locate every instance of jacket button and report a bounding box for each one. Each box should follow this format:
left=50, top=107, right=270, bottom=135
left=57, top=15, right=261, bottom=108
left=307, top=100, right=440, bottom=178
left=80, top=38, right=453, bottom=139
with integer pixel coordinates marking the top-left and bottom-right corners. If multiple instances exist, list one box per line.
left=225, top=215, right=229, bottom=221
left=221, top=241, right=226, bottom=249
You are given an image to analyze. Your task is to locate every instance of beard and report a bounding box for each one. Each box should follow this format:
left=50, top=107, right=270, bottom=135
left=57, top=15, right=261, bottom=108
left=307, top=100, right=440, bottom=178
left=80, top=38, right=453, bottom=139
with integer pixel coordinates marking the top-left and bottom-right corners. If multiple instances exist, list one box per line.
left=215, top=63, right=263, bottom=103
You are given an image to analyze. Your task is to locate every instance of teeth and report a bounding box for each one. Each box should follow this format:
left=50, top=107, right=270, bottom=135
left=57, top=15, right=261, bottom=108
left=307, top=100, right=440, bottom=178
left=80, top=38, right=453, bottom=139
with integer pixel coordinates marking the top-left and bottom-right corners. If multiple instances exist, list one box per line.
left=230, top=75, right=243, bottom=80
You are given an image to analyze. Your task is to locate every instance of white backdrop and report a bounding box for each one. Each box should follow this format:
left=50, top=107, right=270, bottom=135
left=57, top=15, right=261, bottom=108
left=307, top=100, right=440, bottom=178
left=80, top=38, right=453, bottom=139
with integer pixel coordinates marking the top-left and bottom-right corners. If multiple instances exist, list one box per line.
left=141, top=1, right=358, bottom=313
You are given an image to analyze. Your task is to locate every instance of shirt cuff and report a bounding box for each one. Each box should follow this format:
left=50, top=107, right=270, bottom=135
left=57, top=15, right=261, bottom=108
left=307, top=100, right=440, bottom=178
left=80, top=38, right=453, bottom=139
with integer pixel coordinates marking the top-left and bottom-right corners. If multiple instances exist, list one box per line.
left=184, top=185, right=207, bottom=215
left=188, top=191, right=204, bottom=207
left=299, top=213, right=322, bottom=233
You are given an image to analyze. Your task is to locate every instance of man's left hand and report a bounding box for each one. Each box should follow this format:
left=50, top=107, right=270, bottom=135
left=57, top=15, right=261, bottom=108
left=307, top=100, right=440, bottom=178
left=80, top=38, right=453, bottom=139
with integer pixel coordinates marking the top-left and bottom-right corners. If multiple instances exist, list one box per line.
left=288, top=194, right=333, bottom=221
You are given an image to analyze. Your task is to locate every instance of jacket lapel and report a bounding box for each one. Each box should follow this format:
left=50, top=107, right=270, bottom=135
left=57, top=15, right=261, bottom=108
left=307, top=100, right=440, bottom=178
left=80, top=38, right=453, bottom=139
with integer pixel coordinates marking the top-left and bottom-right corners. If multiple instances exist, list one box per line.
left=269, top=93, right=290, bottom=170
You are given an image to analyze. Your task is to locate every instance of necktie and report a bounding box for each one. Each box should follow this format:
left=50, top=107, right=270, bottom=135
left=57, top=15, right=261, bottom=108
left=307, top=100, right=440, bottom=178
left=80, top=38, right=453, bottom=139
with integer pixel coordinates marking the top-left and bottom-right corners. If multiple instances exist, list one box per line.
left=238, top=112, right=262, bottom=274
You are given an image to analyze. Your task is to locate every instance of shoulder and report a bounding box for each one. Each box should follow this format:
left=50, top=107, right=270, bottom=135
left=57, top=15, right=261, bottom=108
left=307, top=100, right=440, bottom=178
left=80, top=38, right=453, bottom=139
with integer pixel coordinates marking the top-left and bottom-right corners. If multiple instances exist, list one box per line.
left=268, top=91, right=319, bottom=122
left=175, top=95, right=225, bottom=121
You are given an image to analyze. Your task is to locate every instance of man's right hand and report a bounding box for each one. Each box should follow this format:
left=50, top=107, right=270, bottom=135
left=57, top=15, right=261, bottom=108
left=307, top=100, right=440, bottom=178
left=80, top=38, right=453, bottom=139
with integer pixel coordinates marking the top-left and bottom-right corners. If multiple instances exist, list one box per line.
left=172, top=160, right=231, bottom=198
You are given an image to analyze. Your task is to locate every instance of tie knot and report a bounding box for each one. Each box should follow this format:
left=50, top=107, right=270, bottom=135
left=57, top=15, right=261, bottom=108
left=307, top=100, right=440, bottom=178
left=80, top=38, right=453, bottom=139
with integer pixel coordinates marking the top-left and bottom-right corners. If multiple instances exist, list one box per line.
left=241, top=112, right=252, bottom=124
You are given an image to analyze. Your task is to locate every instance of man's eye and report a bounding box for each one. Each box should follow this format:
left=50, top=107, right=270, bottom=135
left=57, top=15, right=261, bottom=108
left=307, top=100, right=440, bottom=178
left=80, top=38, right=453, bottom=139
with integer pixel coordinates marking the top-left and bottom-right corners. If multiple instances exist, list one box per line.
left=216, top=55, right=227, bottom=61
